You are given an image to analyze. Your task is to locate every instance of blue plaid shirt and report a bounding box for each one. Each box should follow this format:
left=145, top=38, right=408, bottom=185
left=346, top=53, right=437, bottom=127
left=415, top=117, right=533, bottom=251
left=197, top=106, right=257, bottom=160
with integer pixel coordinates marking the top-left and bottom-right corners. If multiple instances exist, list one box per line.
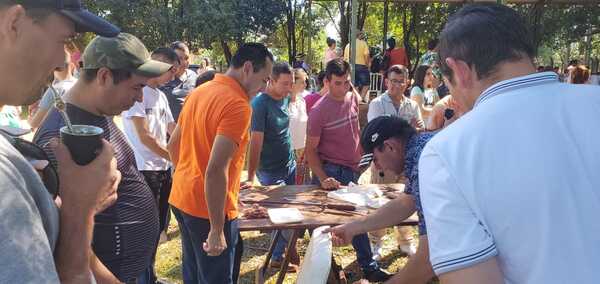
left=403, top=132, right=436, bottom=235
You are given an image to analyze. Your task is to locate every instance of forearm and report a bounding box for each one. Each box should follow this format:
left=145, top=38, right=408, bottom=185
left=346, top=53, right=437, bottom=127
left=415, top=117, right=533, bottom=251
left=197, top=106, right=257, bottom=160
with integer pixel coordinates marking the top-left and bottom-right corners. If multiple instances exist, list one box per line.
left=205, top=168, right=227, bottom=229
left=306, top=146, right=327, bottom=181
left=167, top=135, right=180, bottom=168
left=247, top=146, right=261, bottom=182
left=140, top=136, right=170, bottom=160
left=353, top=195, right=416, bottom=234
left=90, top=251, right=122, bottom=284
left=386, top=235, right=434, bottom=284
left=55, top=207, right=95, bottom=284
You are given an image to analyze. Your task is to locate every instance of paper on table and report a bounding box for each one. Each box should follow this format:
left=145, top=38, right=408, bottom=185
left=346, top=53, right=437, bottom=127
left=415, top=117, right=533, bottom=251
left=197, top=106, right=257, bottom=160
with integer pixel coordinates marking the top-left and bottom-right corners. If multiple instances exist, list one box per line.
left=327, top=182, right=389, bottom=209
left=267, top=208, right=304, bottom=224
left=297, top=226, right=332, bottom=284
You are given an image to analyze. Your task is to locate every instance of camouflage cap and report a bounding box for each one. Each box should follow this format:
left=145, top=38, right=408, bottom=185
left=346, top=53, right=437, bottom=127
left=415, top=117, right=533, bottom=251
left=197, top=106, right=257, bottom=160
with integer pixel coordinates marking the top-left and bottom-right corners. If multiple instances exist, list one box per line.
left=83, top=33, right=172, bottom=78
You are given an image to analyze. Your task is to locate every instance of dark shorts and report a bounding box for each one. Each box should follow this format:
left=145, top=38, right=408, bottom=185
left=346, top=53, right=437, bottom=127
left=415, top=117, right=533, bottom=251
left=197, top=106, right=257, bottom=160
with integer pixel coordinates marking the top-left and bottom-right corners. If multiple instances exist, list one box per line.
left=354, top=64, right=371, bottom=87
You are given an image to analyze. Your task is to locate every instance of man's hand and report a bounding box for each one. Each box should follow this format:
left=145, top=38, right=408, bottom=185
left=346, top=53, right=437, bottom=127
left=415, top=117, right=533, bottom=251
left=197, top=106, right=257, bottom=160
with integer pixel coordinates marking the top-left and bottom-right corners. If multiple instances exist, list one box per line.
left=51, top=138, right=120, bottom=215
left=320, top=177, right=341, bottom=190
left=203, top=229, right=227, bottom=256
left=240, top=180, right=254, bottom=190
left=324, top=223, right=359, bottom=246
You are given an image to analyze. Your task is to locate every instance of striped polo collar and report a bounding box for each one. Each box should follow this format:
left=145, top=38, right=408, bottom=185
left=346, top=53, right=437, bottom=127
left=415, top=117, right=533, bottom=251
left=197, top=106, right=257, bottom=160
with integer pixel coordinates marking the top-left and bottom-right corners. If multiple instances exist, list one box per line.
left=474, top=71, right=559, bottom=108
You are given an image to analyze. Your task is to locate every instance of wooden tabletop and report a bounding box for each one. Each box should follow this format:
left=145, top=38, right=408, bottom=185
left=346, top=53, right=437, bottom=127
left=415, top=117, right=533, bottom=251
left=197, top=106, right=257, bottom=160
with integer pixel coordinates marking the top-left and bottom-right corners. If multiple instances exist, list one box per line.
left=238, top=184, right=419, bottom=231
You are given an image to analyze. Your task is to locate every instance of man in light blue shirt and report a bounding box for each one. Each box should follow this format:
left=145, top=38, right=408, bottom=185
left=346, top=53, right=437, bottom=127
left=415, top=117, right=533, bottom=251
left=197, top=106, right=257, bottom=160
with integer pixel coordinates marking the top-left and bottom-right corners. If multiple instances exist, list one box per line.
left=419, top=4, right=600, bottom=283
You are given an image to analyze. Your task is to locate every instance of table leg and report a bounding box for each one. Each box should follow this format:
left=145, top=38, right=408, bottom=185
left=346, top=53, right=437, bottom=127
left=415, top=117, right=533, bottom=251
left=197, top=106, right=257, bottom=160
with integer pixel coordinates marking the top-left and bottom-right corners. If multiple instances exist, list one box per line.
left=256, top=229, right=282, bottom=284
left=275, top=229, right=300, bottom=284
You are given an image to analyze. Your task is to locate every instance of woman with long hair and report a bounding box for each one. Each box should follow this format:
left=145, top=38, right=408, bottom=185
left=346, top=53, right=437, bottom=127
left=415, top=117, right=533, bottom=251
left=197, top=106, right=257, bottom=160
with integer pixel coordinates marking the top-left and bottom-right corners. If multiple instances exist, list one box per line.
left=410, top=65, right=440, bottom=124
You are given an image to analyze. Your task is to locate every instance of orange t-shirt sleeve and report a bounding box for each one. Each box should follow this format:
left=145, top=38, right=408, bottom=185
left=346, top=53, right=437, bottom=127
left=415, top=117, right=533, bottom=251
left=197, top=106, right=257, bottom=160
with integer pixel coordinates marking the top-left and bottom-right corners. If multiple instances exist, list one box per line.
left=216, top=100, right=251, bottom=145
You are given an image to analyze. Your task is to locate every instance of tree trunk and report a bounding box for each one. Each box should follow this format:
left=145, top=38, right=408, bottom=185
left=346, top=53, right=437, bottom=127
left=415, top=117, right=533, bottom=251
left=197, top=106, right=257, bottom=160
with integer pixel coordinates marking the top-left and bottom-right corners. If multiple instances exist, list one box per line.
left=338, top=0, right=349, bottom=50
left=221, top=40, right=232, bottom=66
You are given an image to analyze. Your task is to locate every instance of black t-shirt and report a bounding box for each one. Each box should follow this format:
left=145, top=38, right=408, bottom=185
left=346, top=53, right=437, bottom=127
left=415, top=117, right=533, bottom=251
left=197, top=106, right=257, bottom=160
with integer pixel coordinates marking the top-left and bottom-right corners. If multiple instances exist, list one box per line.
left=34, top=104, right=159, bottom=282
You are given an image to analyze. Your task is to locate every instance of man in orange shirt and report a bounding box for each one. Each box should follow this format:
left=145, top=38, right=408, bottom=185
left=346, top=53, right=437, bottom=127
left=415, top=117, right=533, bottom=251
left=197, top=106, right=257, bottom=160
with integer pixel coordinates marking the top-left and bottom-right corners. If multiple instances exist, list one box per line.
left=168, top=43, right=273, bottom=284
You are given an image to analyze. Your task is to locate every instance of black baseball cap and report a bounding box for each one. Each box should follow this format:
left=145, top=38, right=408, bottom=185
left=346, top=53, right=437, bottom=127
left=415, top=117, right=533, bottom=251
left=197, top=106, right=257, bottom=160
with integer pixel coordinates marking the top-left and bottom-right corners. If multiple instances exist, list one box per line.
left=18, top=0, right=120, bottom=37
left=358, top=116, right=416, bottom=168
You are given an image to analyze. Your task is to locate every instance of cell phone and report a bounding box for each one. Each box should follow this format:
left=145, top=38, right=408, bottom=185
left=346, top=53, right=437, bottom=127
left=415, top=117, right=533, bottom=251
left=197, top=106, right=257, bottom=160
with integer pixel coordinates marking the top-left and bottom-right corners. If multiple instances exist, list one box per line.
left=444, top=108, right=455, bottom=120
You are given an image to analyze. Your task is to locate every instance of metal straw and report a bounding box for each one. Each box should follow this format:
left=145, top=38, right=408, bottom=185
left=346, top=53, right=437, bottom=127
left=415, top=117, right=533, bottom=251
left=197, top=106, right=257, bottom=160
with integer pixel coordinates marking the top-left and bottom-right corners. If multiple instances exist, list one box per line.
left=48, top=84, right=74, bottom=133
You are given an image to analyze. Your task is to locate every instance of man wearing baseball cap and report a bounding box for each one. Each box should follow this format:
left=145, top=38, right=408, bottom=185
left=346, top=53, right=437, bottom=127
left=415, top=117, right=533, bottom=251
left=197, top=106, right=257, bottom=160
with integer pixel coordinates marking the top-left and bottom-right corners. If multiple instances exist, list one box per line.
left=34, top=33, right=172, bottom=283
left=326, top=116, right=438, bottom=284
left=0, top=1, right=121, bottom=283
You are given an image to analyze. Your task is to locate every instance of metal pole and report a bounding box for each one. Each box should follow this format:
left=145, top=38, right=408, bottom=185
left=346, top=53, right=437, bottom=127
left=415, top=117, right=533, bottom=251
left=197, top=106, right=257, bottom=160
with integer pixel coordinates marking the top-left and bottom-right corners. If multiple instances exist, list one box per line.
left=350, top=0, right=358, bottom=84
left=383, top=0, right=389, bottom=52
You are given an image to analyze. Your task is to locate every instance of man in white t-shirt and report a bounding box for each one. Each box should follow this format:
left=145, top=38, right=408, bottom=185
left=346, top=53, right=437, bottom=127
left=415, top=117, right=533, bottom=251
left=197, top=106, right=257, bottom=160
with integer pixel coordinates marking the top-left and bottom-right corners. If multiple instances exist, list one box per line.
left=419, top=4, right=600, bottom=283
left=29, top=50, right=77, bottom=129
left=122, top=47, right=178, bottom=282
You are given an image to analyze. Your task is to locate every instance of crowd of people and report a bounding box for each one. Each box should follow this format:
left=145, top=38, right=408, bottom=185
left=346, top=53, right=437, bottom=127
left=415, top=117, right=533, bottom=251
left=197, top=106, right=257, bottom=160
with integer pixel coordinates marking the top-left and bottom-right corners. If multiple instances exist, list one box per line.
left=1, top=1, right=599, bottom=284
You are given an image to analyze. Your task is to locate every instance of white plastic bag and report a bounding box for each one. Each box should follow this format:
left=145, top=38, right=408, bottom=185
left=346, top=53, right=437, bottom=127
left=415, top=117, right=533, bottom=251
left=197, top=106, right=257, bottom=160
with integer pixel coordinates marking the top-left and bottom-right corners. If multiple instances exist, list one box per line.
left=296, top=226, right=332, bottom=284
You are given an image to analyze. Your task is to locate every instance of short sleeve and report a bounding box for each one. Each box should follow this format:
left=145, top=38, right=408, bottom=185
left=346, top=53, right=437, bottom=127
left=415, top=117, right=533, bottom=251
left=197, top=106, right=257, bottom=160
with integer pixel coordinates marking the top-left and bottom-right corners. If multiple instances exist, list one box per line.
left=307, top=105, right=324, bottom=138
left=404, top=160, right=427, bottom=235
left=38, top=89, right=54, bottom=110
left=250, top=97, right=267, bottom=133
left=217, top=100, right=251, bottom=145
left=159, top=92, right=175, bottom=124
left=418, top=143, right=498, bottom=276
left=367, top=99, right=383, bottom=122
left=123, top=101, right=146, bottom=119
left=0, top=156, right=60, bottom=283
left=410, top=87, right=424, bottom=100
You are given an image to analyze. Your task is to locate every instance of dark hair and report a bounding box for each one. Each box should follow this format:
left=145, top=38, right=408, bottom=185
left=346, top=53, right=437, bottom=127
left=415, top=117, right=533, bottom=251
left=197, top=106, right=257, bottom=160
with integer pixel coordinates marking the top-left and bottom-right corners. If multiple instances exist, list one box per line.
left=413, top=65, right=430, bottom=91
left=317, top=71, right=327, bottom=88
left=385, top=64, right=409, bottom=79
left=571, top=65, right=590, bottom=84
left=438, top=4, right=535, bottom=82
left=195, top=70, right=216, bottom=87
left=0, top=1, right=54, bottom=21
left=374, top=118, right=417, bottom=152
left=152, top=47, right=179, bottom=65
left=230, top=43, right=274, bottom=73
left=326, top=37, right=336, bottom=48
left=325, top=58, right=350, bottom=81
left=387, top=37, right=396, bottom=51
left=170, top=41, right=189, bottom=53
left=427, top=38, right=439, bottom=51
left=271, top=62, right=293, bottom=81
left=81, top=68, right=132, bottom=85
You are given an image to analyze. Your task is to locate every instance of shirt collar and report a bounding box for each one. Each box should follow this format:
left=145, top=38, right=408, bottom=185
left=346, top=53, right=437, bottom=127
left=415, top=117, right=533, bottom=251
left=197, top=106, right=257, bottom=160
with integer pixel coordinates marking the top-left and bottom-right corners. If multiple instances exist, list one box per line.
left=213, top=74, right=248, bottom=101
left=474, top=71, right=559, bottom=108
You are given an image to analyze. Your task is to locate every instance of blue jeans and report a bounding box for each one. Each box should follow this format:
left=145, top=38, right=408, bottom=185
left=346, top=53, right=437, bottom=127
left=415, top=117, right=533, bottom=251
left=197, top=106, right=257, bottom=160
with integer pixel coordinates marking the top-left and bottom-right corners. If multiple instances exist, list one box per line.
left=172, top=207, right=239, bottom=284
left=256, top=162, right=296, bottom=262
left=312, top=162, right=379, bottom=272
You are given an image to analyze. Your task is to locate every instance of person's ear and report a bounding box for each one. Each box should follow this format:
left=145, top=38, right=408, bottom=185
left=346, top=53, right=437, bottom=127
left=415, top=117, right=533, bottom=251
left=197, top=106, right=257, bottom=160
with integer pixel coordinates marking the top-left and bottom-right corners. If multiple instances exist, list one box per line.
left=96, top=67, right=113, bottom=87
left=445, top=57, right=474, bottom=89
left=0, top=5, right=27, bottom=45
left=384, top=78, right=390, bottom=89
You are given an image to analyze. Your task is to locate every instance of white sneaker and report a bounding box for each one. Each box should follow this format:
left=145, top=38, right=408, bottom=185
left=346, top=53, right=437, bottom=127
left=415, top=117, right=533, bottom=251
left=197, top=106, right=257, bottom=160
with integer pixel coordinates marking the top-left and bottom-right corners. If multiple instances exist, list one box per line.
left=371, top=241, right=384, bottom=261
left=399, top=243, right=417, bottom=256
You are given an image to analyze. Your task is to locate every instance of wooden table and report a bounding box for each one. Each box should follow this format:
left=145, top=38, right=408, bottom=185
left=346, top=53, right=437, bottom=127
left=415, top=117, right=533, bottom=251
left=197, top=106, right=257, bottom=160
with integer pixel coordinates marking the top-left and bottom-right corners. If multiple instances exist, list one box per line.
left=238, top=184, right=419, bottom=284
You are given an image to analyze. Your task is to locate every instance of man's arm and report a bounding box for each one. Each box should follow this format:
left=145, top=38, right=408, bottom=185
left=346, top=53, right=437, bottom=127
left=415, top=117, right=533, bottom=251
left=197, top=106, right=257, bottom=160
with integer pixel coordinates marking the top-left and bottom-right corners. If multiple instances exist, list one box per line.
left=203, top=135, right=238, bottom=256
left=130, top=117, right=170, bottom=160
left=439, top=258, right=503, bottom=284
left=385, top=235, right=434, bottom=284
left=245, top=131, right=264, bottom=184
left=53, top=139, right=120, bottom=284
left=305, top=135, right=340, bottom=189
left=167, top=122, right=176, bottom=136
left=326, top=194, right=416, bottom=245
left=90, top=251, right=122, bottom=284
left=28, top=107, right=50, bottom=129
left=167, top=125, right=181, bottom=168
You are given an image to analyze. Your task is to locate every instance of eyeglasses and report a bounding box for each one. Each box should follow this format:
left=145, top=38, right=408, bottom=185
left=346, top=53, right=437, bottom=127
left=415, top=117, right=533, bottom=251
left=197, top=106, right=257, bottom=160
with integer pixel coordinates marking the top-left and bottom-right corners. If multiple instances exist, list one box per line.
left=389, top=79, right=405, bottom=85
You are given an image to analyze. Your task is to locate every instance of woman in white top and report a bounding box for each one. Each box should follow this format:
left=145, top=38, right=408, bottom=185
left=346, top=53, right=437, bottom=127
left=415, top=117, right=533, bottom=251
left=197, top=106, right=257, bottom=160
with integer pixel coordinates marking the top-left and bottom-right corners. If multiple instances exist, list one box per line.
left=410, top=65, right=440, bottom=124
left=289, top=68, right=310, bottom=184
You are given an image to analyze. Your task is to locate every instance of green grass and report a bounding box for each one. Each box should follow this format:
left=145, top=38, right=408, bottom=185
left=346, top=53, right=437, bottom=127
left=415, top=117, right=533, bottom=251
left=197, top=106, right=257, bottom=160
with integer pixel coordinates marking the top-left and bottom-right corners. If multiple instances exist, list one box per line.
left=155, top=223, right=419, bottom=284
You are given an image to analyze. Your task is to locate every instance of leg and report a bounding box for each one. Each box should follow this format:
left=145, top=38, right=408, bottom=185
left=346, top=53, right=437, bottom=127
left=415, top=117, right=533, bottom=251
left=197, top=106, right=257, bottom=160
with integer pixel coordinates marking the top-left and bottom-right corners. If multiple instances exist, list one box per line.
left=275, top=230, right=300, bottom=284
left=172, top=207, right=199, bottom=284
left=233, top=233, right=243, bottom=283
left=158, top=170, right=173, bottom=233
